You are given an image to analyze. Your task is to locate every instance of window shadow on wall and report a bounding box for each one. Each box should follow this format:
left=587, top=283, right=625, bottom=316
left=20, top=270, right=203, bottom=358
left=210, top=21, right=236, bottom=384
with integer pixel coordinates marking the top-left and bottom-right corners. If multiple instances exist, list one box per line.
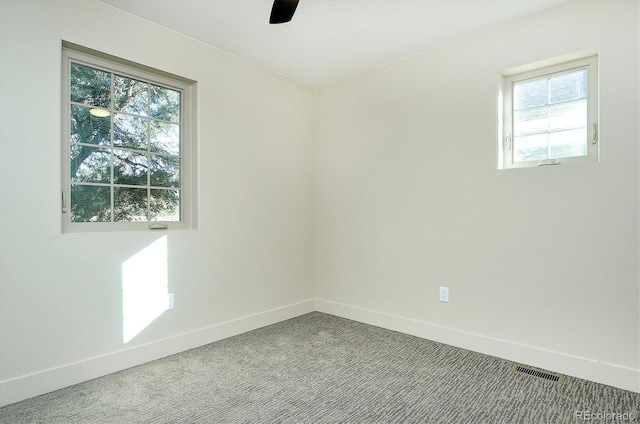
left=122, top=235, right=169, bottom=343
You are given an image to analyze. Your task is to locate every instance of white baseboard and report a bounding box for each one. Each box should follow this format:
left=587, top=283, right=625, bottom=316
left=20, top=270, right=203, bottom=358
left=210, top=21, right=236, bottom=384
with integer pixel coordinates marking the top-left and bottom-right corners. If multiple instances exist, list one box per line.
left=0, top=299, right=315, bottom=407
left=314, top=298, right=640, bottom=393
left=3, top=297, right=637, bottom=407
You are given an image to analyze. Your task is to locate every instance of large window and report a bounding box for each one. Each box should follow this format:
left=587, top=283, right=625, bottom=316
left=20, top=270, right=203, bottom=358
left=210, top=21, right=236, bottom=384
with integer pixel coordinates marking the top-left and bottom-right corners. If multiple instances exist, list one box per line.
left=62, top=45, right=196, bottom=232
left=500, top=55, right=598, bottom=169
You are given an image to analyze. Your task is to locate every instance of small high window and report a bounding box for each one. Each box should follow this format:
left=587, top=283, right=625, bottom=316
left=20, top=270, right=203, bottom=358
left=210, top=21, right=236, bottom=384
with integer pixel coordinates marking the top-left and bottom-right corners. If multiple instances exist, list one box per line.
left=500, top=55, right=598, bottom=169
left=62, top=44, right=196, bottom=232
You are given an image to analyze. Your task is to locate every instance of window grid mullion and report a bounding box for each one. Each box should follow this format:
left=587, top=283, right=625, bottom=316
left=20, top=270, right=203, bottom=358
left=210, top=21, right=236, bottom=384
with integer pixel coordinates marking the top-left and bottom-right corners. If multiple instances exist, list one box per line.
left=72, top=182, right=174, bottom=190
left=110, top=72, right=115, bottom=223
left=546, top=77, right=552, bottom=159
left=146, top=85, right=151, bottom=221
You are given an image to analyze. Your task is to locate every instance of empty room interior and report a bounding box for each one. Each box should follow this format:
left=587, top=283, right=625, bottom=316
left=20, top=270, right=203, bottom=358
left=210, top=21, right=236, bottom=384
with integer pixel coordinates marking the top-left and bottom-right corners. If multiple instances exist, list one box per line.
left=0, top=0, right=639, bottom=420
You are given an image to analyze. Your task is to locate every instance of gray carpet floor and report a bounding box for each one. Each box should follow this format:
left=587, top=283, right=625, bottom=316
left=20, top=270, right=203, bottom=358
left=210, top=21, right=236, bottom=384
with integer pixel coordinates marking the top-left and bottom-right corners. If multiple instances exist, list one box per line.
left=1, top=312, right=638, bottom=423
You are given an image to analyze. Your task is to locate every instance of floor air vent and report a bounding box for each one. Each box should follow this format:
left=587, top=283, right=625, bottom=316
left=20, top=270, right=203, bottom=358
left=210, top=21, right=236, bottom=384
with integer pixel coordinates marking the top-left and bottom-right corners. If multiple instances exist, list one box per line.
left=511, top=364, right=565, bottom=384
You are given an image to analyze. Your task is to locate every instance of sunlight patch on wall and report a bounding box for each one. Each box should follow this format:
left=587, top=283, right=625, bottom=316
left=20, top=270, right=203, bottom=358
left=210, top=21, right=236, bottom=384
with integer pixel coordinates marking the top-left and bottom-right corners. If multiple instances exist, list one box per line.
left=122, top=235, right=169, bottom=343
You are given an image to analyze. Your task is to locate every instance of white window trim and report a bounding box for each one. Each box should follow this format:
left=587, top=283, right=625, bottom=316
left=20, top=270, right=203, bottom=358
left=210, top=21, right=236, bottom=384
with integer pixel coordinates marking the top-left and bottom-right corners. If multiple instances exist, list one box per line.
left=61, top=43, right=197, bottom=233
left=499, top=54, right=599, bottom=170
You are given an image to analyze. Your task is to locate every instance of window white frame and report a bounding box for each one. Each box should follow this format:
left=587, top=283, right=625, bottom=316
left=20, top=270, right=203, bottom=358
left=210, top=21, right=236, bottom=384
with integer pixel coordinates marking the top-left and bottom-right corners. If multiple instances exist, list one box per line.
left=500, top=55, right=598, bottom=169
left=62, top=43, right=197, bottom=233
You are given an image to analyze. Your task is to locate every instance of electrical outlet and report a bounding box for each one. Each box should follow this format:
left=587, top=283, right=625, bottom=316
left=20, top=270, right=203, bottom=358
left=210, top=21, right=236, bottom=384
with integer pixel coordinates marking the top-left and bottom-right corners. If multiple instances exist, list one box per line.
left=167, top=293, right=175, bottom=310
left=439, top=287, right=449, bottom=303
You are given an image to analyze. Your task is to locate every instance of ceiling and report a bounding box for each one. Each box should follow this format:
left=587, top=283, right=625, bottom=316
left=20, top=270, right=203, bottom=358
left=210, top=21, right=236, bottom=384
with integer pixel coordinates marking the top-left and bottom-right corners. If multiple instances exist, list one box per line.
left=99, top=0, right=574, bottom=88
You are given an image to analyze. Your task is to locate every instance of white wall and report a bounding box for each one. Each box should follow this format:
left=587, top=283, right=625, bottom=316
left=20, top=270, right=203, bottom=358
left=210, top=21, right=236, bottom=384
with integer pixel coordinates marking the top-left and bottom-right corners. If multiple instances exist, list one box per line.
left=1, top=0, right=638, bottom=407
left=0, top=0, right=315, bottom=405
left=314, top=0, right=640, bottom=391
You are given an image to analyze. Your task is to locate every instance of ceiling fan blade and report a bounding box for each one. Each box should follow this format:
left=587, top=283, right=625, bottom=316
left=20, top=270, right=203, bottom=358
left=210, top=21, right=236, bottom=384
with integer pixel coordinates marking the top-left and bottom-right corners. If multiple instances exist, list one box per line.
left=269, top=0, right=299, bottom=24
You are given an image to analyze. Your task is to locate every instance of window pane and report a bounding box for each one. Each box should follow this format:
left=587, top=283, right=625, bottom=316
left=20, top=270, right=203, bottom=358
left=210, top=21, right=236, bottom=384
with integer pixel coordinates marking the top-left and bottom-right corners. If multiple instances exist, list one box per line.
left=64, top=49, right=191, bottom=230
left=514, top=133, right=548, bottom=163
left=114, top=150, right=148, bottom=185
left=71, top=146, right=111, bottom=183
left=150, top=121, right=180, bottom=155
left=550, top=69, right=587, bottom=104
left=114, top=75, right=148, bottom=116
left=150, top=154, right=180, bottom=187
left=549, top=129, right=587, bottom=159
left=114, top=187, right=148, bottom=222
left=549, top=101, right=587, bottom=132
left=514, top=106, right=548, bottom=135
left=514, top=78, right=548, bottom=110
left=70, top=185, right=111, bottom=222
left=150, top=189, right=180, bottom=222
left=70, top=105, right=111, bottom=145
left=502, top=56, right=597, bottom=169
left=113, top=113, right=148, bottom=150
left=150, top=85, right=180, bottom=122
left=70, top=63, right=111, bottom=108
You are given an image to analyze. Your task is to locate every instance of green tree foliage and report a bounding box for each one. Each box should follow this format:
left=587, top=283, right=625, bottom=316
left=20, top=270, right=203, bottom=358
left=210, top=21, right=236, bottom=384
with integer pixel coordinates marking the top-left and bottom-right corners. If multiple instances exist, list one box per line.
left=69, top=63, right=181, bottom=223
